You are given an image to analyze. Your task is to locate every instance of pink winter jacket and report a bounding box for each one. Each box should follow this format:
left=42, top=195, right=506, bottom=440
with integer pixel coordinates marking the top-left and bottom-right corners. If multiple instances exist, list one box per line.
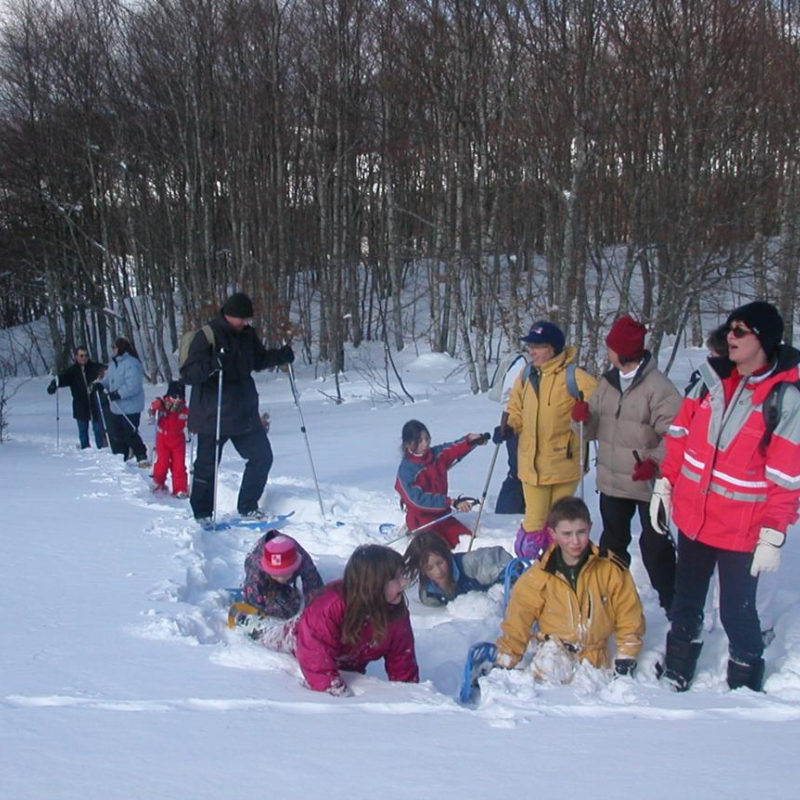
left=294, top=582, right=419, bottom=692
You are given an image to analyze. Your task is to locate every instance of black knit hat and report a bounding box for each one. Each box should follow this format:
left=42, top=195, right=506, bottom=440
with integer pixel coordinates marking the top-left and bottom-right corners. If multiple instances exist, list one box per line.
left=222, top=292, right=254, bottom=319
left=726, top=301, right=784, bottom=357
left=166, top=380, right=185, bottom=399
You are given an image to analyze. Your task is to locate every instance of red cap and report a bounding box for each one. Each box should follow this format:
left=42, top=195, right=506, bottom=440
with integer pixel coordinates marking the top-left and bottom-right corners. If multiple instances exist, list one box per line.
left=606, top=316, right=647, bottom=363
left=260, top=534, right=301, bottom=577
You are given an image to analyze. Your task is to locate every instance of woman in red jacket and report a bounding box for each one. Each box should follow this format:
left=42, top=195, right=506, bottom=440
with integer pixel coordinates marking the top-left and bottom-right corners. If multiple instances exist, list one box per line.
left=263, top=545, right=419, bottom=696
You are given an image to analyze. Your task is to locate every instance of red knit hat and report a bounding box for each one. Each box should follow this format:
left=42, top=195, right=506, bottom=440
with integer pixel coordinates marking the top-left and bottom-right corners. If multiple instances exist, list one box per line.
left=260, top=534, right=301, bottom=577
left=606, top=316, right=647, bottom=363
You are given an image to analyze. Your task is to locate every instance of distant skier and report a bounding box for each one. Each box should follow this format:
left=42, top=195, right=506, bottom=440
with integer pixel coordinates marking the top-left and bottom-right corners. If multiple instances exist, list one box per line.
left=403, top=532, right=512, bottom=607
left=260, top=545, right=419, bottom=696
left=148, top=380, right=190, bottom=497
left=495, top=496, right=644, bottom=683
left=395, top=420, right=488, bottom=548
left=47, top=346, right=105, bottom=449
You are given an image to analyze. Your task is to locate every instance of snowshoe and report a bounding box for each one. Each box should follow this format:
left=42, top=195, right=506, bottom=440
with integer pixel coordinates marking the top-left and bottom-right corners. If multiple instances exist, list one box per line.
left=227, top=601, right=269, bottom=640
left=459, top=641, right=497, bottom=704
left=210, top=511, right=295, bottom=532
left=502, top=557, right=531, bottom=612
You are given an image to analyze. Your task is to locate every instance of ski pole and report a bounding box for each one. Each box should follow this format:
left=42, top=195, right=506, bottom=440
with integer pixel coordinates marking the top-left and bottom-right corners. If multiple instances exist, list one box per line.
left=94, top=390, right=109, bottom=447
left=212, top=348, right=225, bottom=531
left=287, top=359, right=325, bottom=518
left=55, top=378, right=60, bottom=448
left=578, top=391, right=585, bottom=499
left=384, top=509, right=463, bottom=546
left=467, top=440, right=502, bottom=552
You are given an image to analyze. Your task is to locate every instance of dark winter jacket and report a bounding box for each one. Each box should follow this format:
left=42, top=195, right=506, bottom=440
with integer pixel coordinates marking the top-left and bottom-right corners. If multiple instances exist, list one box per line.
left=242, top=532, right=324, bottom=619
left=293, top=582, right=419, bottom=692
left=55, top=361, right=104, bottom=421
left=419, top=546, right=512, bottom=607
left=180, top=312, right=289, bottom=436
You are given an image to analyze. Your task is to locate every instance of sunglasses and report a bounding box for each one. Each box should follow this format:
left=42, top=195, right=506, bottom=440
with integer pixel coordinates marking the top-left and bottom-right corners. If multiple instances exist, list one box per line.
left=728, top=324, right=756, bottom=339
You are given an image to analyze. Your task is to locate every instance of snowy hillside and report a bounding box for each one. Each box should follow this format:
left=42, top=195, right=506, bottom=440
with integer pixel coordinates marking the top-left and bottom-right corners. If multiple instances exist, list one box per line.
left=2, top=342, right=799, bottom=799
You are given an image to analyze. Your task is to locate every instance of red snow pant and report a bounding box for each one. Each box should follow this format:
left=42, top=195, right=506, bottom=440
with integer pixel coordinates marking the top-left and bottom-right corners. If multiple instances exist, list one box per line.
left=153, top=433, right=188, bottom=494
left=405, top=512, right=471, bottom=549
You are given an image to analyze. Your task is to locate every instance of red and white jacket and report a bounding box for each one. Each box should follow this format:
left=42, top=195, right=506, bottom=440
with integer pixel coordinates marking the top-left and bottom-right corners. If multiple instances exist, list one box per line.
left=662, top=349, right=800, bottom=552
left=149, top=397, right=189, bottom=441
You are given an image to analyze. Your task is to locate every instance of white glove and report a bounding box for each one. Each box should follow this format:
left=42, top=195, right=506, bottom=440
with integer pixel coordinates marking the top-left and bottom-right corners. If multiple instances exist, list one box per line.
left=750, top=527, right=785, bottom=577
left=649, top=477, right=672, bottom=535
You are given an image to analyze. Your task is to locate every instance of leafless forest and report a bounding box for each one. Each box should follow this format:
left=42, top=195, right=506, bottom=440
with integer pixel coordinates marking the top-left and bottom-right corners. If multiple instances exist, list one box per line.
left=0, top=0, right=798, bottom=389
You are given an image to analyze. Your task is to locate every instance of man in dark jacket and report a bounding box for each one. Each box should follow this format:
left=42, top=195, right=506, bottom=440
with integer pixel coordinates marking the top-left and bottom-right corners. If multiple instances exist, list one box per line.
left=47, top=346, right=106, bottom=449
left=180, top=293, right=294, bottom=525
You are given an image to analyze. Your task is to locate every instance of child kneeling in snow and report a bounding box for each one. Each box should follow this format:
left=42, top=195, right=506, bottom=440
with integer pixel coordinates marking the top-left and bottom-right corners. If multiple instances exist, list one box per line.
left=495, top=496, right=645, bottom=683
left=404, top=532, right=512, bottom=607
left=240, top=532, right=323, bottom=620
left=149, top=380, right=189, bottom=497
left=261, top=544, right=419, bottom=696
left=394, top=420, right=487, bottom=548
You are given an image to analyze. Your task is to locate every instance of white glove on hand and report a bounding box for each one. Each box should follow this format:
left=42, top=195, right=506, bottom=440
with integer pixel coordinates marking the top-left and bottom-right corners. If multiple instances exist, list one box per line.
left=649, top=477, right=672, bottom=535
left=750, top=527, right=785, bottom=577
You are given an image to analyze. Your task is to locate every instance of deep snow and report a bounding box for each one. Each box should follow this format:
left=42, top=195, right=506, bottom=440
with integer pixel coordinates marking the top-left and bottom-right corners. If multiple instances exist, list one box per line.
left=2, top=342, right=799, bottom=799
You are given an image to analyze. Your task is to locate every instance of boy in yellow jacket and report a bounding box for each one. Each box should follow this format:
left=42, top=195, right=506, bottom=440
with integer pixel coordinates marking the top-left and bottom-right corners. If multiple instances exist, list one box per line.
left=496, top=496, right=645, bottom=682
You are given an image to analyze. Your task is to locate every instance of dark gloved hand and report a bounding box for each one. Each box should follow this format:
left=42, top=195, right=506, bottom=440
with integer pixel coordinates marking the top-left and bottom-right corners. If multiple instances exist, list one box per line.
left=632, top=457, right=657, bottom=482
left=278, top=344, right=295, bottom=365
left=90, top=381, right=102, bottom=395
left=47, top=379, right=57, bottom=395
left=614, top=658, right=637, bottom=677
left=492, top=425, right=510, bottom=445
left=107, top=390, right=121, bottom=402
left=570, top=400, right=591, bottom=423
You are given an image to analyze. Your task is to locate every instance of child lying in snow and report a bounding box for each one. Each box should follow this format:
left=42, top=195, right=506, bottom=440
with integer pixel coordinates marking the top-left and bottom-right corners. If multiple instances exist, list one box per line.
left=394, top=419, right=488, bottom=548
left=495, top=496, right=645, bottom=683
left=404, top=532, right=512, bottom=607
left=260, top=545, right=419, bottom=696
left=241, top=531, right=323, bottom=619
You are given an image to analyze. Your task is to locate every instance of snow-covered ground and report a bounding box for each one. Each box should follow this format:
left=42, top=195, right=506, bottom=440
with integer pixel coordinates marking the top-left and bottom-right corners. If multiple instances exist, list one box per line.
left=2, top=342, right=799, bottom=799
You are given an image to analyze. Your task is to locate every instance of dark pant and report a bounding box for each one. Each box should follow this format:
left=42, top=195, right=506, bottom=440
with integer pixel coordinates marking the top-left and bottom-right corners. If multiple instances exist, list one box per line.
left=107, top=412, right=148, bottom=462
left=599, top=493, right=676, bottom=611
left=190, top=428, right=273, bottom=519
left=495, top=433, right=525, bottom=514
left=76, top=418, right=105, bottom=449
left=670, top=532, right=763, bottom=665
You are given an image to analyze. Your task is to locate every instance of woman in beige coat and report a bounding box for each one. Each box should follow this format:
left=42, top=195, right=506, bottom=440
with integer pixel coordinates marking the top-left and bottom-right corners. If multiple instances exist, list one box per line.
left=571, top=316, right=681, bottom=612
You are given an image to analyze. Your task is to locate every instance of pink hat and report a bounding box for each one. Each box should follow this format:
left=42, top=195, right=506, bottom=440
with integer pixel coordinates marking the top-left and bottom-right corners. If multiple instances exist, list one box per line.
left=260, top=534, right=301, bottom=577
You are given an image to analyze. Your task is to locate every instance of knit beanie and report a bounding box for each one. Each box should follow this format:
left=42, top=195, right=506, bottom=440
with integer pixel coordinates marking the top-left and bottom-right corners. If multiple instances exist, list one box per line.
left=726, top=301, right=783, bottom=357
left=520, top=321, right=565, bottom=355
left=606, top=316, right=647, bottom=363
left=166, top=380, right=185, bottom=399
left=261, top=534, right=300, bottom=577
left=222, top=292, right=255, bottom=319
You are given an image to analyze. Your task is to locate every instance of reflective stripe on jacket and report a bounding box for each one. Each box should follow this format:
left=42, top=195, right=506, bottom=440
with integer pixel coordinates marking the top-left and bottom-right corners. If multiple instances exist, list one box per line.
left=507, top=346, right=597, bottom=486
left=496, top=544, right=644, bottom=669
left=661, top=347, right=800, bottom=551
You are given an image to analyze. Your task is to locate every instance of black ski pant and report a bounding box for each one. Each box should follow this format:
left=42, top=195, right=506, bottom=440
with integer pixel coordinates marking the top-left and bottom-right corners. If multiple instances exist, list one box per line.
left=598, top=492, right=676, bottom=611
left=107, top=411, right=147, bottom=462
left=190, top=427, right=273, bottom=519
left=495, top=432, right=525, bottom=514
left=670, top=532, right=763, bottom=666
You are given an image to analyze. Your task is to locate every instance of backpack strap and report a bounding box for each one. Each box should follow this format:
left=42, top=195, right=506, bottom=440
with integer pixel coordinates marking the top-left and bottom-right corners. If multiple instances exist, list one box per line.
left=565, top=363, right=579, bottom=400
left=761, top=379, right=800, bottom=452
left=200, top=324, right=215, bottom=350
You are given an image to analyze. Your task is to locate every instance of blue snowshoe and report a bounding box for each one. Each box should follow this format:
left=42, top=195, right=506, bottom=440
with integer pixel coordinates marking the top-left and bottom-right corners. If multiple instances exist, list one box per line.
left=502, top=557, right=531, bottom=612
left=459, top=641, right=498, bottom=704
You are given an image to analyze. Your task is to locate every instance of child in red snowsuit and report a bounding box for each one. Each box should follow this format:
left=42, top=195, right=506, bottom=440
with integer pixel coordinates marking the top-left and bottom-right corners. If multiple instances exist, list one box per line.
left=149, top=380, right=189, bottom=497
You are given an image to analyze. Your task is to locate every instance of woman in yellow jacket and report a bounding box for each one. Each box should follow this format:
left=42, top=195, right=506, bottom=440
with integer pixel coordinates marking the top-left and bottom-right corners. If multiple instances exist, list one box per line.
left=502, top=321, right=598, bottom=538
left=495, top=497, right=645, bottom=682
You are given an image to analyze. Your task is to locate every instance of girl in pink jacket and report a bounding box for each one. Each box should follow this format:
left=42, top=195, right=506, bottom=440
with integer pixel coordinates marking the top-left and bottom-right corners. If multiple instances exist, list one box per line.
left=264, top=545, right=419, bottom=696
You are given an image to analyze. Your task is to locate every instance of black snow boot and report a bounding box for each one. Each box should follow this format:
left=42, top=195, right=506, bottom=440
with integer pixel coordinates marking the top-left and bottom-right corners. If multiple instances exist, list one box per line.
left=658, top=632, right=703, bottom=692
left=727, top=658, right=765, bottom=692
